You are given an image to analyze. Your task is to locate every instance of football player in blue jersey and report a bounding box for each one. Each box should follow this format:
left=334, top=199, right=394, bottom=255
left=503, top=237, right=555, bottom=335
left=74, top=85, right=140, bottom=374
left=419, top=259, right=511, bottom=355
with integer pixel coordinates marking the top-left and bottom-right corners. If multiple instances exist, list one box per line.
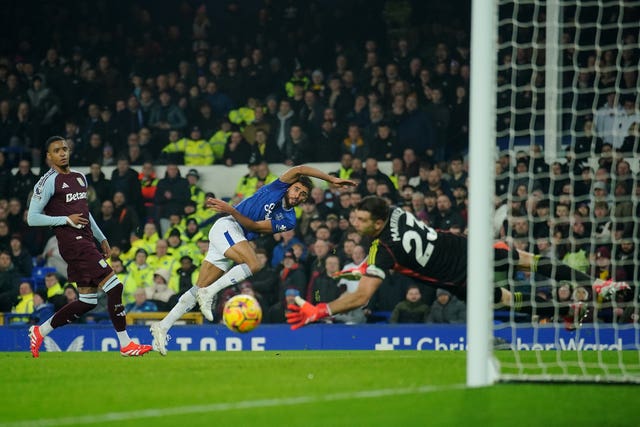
left=150, top=165, right=354, bottom=355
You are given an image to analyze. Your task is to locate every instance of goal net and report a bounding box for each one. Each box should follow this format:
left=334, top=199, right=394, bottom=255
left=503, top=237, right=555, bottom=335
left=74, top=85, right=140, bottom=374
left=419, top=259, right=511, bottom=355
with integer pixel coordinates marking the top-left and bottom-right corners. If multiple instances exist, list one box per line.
left=472, top=0, right=640, bottom=384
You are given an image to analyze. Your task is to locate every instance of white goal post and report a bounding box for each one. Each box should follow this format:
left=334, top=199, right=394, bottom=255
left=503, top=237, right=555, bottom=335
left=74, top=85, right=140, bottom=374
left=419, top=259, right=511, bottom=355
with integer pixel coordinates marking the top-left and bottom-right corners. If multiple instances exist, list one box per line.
left=467, top=0, right=640, bottom=386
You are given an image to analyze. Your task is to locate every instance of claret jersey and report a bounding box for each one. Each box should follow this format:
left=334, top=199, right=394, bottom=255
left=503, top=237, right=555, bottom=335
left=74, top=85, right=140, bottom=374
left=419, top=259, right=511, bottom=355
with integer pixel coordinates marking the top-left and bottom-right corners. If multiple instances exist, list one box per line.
left=365, top=207, right=468, bottom=286
left=28, top=169, right=106, bottom=247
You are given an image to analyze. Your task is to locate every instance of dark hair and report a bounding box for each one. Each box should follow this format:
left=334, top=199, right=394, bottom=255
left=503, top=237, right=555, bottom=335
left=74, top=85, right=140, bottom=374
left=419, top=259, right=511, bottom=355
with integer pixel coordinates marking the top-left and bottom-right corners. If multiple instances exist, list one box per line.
left=45, top=135, right=65, bottom=151
left=296, top=175, right=313, bottom=192
left=356, top=196, right=390, bottom=222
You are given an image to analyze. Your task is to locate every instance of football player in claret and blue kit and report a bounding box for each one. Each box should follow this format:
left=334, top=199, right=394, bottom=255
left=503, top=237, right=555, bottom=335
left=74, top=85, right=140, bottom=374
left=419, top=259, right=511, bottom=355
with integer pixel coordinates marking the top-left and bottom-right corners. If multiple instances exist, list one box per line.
left=27, top=136, right=152, bottom=357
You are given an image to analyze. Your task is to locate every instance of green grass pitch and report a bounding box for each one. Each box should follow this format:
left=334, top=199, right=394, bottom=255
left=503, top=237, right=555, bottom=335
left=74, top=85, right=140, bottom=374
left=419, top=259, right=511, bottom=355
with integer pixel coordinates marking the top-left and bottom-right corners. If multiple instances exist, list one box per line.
left=0, top=351, right=637, bottom=427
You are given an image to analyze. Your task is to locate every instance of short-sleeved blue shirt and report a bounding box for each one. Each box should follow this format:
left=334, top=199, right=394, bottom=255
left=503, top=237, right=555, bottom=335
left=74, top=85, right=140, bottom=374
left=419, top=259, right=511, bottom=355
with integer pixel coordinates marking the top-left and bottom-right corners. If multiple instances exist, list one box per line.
left=234, top=179, right=296, bottom=240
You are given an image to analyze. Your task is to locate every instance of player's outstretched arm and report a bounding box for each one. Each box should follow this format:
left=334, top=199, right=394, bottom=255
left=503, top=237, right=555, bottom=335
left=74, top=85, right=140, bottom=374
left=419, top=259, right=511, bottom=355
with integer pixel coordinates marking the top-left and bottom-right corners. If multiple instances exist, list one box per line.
left=286, top=275, right=382, bottom=330
left=279, top=165, right=356, bottom=188
left=206, top=197, right=272, bottom=234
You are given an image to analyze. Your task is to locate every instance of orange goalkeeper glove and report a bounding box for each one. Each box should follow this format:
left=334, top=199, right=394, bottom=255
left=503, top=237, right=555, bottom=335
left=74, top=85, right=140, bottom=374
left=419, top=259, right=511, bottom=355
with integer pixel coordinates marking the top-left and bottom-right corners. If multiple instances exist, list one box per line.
left=331, top=262, right=368, bottom=280
left=286, top=296, right=332, bottom=330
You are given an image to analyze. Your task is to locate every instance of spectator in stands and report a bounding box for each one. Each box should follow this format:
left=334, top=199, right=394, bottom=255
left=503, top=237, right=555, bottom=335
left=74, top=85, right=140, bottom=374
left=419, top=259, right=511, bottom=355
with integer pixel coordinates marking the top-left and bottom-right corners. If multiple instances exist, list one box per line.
left=128, top=248, right=154, bottom=291
left=107, top=257, right=137, bottom=305
left=149, top=91, right=187, bottom=141
left=594, top=93, right=621, bottom=146
left=94, top=200, right=122, bottom=253
left=341, top=123, right=369, bottom=161
left=277, top=251, right=307, bottom=303
left=306, top=238, right=332, bottom=277
left=29, top=289, right=55, bottom=325
left=273, top=99, right=295, bottom=160
left=138, top=162, right=158, bottom=221
left=619, top=122, right=639, bottom=155
left=125, top=288, right=158, bottom=313
left=357, top=157, right=395, bottom=197
left=250, top=129, right=278, bottom=164
left=590, top=246, right=625, bottom=282
left=145, top=268, right=175, bottom=311
left=11, top=159, right=38, bottom=208
left=0, top=220, right=11, bottom=251
left=11, top=280, right=35, bottom=323
left=326, top=74, right=353, bottom=121
left=248, top=248, right=279, bottom=308
left=284, top=124, right=313, bottom=165
left=85, top=162, right=112, bottom=216
left=409, top=191, right=428, bottom=222
left=223, top=131, right=253, bottom=166
left=185, top=168, right=205, bottom=207
left=0, top=152, right=12, bottom=202
left=271, top=229, right=303, bottom=268
left=308, top=187, right=333, bottom=219
left=369, top=122, right=395, bottom=161
left=6, top=197, right=23, bottom=232
left=161, top=126, right=214, bottom=166
left=116, top=95, right=146, bottom=148
left=0, top=250, right=19, bottom=313
left=175, top=254, right=197, bottom=296
left=42, top=272, right=66, bottom=311
left=390, top=285, right=429, bottom=323
left=396, top=92, right=435, bottom=162
left=614, top=234, right=639, bottom=283
left=611, top=95, right=640, bottom=149
left=110, top=156, right=143, bottom=219
left=9, top=234, right=32, bottom=277
left=427, top=289, right=466, bottom=324
left=432, top=194, right=465, bottom=231
left=424, top=87, right=450, bottom=162
left=264, top=287, right=299, bottom=324
left=154, top=163, right=190, bottom=234
left=37, top=236, right=67, bottom=280
left=306, top=254, right=341, bottom=306
left=592, top=200, right=612, bottom=245
left=112, top=191, right=139, bottom=252
left=60, top=284, right=78, bottom=307
left=447, top=155, right=468, bottom=190
left=127, top=222, right=160, bottom=261
left=148, top=239, right=178, bottom=286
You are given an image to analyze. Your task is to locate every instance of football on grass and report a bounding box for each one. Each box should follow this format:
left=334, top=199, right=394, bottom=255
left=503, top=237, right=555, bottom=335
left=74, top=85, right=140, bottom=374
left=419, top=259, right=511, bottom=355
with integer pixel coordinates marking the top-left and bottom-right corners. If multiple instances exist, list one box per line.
left=223, top=294, right=262, bottom=333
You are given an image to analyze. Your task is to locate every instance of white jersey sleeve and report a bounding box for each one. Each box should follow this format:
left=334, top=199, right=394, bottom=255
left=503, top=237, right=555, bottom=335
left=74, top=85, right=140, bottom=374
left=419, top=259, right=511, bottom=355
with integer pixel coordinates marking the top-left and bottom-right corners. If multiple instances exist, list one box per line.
left=27, top=174, right=68, bottom=227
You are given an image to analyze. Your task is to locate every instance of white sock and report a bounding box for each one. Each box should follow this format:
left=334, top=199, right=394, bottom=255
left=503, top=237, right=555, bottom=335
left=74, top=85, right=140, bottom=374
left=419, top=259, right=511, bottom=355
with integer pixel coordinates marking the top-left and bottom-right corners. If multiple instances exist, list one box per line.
left=208, top=264, right=253, bottom=294
left=39, top=318, right=53, bottom=337
left=117, top=331, right=131, bottom=347
left=159, top=287, right=197, bottom=330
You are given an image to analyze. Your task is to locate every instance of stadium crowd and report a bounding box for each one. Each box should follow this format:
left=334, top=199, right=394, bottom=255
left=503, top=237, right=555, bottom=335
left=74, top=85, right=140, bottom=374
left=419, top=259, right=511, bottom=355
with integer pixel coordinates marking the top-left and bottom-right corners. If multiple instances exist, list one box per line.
left=0, top=0, right=638, bottom=325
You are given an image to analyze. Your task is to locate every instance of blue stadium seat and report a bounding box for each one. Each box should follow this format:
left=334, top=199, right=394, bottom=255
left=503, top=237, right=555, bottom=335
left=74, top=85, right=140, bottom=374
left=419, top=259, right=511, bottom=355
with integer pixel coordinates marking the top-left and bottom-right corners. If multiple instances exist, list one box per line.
left=369, top=311, right=392, bottom=323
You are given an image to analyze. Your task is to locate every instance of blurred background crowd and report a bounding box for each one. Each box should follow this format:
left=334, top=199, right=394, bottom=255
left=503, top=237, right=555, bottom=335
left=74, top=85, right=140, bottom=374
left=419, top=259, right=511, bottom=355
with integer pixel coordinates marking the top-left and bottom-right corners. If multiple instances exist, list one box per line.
left=0, top=0, right=638, bottom=326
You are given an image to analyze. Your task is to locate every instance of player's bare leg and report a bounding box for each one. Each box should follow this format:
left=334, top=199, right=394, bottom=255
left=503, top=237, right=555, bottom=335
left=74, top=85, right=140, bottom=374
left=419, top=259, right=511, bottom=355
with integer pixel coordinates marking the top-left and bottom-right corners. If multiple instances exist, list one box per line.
left=151, top=262, right=225, bottom=355
left=196, top=241, right=260, bottom=321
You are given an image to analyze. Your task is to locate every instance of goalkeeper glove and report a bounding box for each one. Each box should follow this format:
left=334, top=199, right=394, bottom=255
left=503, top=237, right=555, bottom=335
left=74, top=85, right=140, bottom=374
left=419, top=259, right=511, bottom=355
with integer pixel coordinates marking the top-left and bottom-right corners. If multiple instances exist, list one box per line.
left=331, top=262, right=368, bottom=280
left=286, top=296, right=332, bottom=330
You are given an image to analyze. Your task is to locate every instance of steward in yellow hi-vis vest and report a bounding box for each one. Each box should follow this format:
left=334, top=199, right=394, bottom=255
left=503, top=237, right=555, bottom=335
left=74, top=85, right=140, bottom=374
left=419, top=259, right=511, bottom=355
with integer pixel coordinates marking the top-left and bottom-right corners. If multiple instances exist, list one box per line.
left=208, top=119, right=233, bottom=164
left=161, top=126, right=214, bottom=165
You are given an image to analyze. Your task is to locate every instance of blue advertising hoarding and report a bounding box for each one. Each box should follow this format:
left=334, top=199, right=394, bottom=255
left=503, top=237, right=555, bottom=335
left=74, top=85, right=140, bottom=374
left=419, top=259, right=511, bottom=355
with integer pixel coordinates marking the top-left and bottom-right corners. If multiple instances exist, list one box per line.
left=1, top=324, right=637, bottom=353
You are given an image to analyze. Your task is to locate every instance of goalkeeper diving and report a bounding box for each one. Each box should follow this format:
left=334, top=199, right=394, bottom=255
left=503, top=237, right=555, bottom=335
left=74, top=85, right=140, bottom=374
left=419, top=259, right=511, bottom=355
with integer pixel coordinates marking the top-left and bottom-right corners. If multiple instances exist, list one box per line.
left=286, top=196, right=632, bottom=329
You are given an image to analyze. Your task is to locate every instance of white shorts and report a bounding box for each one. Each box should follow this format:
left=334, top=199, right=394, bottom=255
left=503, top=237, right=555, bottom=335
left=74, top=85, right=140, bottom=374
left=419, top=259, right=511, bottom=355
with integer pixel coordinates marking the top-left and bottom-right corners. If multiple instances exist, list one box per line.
left=204, top=216, right=246, bottom=271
